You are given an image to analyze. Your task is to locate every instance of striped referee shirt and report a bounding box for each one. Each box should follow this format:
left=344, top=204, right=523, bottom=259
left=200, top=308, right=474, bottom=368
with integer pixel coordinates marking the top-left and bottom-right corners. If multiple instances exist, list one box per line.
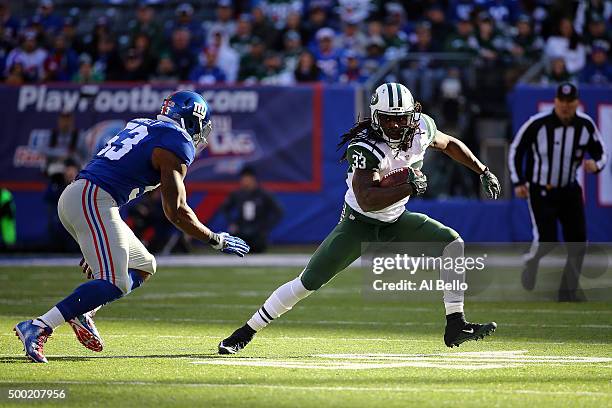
left=509, top=110, right=607, bottom=188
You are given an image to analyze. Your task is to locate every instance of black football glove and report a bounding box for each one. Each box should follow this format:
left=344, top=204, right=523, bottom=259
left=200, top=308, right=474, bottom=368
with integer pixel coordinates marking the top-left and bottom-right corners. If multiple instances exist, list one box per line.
left=480, top=167, right=501, bottom=199
left=407, top=168, right=427, bottom=196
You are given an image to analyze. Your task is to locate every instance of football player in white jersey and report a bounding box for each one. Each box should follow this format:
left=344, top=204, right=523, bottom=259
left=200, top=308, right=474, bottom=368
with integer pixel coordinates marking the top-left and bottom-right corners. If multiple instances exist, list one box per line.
left=219, top=83, right=501, bottom=354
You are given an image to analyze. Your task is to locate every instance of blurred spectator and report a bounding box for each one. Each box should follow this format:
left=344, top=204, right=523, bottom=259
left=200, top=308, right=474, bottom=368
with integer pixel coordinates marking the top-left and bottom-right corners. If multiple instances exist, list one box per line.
left=230, top=14, right=254, bottom=57
left=424, top=5, right=452, bottom=50
left=0, top=1, right=20, bottom=44
left=205, top=0, right=237, bottom=43
left=474, top=12, right=507, bottom=67
left=337, top=0, right=372, bottom=26
left=28, top=15, right=46, bottom=42
left=5, top=62, right=24, bottom=84
left=409, top=21, right=438, bottom=53
left=238, top=36, right=266, bottom=82
left=82, top=17, right=111, bottom=58
left=336, top=20, right=368, bottom=54
left=0, top=26, right=11, bottom=77
left=276, top=11, right=304, bottom=50
left=61, top=17, right=84, bottom=56
left=579, top=40, right=612, bottom=84
left=508, top=15, right=544, bottom=65
left=72, top=53, right=103, bottom=83
left=251, top=6, right=277, bottom=45
left=260, top=51, right=294, bottom=84
left=129, top=2, right=163, bottom=51
left=312, top=27, right=342, bottom=82
left=132, top=32, right=157, bottom=77
left=541, top=56, right=575, bottom=85
left=220, top=166, right=283, bottom=253
left=362, top=35, right=386, bottom=77
left=443, top=16, right=478, bottom=55
left=405, top=22, right=444, bottom=104
left=574, top=0, right=612, bottom=35
left=294, top=50, right=320, bottom=82
left=164, top=3, right=204, bottom=52
left=447, top=0, right=477, bottom=23
left=149, top=52, right=179, bottom=84
left=282, top=30, right=303, bottom=72
left=122, top=48, right=149, bottom=81
left=258, top=0, right=303, bottom=29
left=43, top=157, right=80, bottom=252
left=583, top=14, right=611, bottom=51
left=44, top=34, right=78, bottom=81
left=209, top=29, right=240, bottom=82
left=367, top=19, right=383, bottom=39
left=168, top=28, right=196, bottom=80
left=545, top=17, right=586, bottom=74
left=0, top=188, right=15, bottom=250
left=384, top=2, right=408, bottom=32
left=93, top=35, right=124, bottom=81
left=382, top=17, right=409, bottom=58
left=44, top=112, right=86, bottom=173
left=303, top=3, right=331, bottom=46
left=33, top=0, right=64, bottom=35
left=190, top=47, right=227, bottom=84
left=485, top=0, right=521, bottom=29
left=4, top=31, right=47, bottom=82
left=339, top=50, right=367, bottom=84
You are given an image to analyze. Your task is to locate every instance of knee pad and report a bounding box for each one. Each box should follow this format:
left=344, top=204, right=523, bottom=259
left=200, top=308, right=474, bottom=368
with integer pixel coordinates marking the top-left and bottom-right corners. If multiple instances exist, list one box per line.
left=140, top=253, right=157, bottom=275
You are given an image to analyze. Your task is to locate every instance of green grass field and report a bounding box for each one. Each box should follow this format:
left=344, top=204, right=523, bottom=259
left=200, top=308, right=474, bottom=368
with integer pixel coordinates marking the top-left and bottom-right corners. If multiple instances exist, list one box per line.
left=0, top=265, right=611, bottom=407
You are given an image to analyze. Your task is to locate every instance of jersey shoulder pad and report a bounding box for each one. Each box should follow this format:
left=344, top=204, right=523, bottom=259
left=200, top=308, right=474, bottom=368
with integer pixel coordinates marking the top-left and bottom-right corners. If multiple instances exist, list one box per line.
left=419, top=113, right=437, bottom=145
left=155, top=126, right=196, bottom=166
left=346, top=138, right=385, bottom=171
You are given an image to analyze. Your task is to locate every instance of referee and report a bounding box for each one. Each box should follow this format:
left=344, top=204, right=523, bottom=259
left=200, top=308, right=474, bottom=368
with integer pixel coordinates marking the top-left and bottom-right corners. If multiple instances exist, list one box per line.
left=508, top=82, right=607, bottom=301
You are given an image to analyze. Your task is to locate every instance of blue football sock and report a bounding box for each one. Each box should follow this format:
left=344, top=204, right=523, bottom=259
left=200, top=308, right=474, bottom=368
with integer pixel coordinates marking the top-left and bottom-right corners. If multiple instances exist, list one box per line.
left=55, top=279, right=123, bottom=321
left=129, top=269, right=145, bottom=291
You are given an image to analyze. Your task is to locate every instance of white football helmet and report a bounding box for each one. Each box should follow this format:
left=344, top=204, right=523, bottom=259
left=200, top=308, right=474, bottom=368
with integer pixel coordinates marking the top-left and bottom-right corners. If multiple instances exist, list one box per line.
left=370, top=83, right=421, bottom=148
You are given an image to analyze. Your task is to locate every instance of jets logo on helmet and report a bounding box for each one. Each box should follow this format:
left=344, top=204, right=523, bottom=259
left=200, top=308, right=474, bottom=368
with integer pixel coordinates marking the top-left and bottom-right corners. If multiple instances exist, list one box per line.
left=370, top=92, right=379, bottom=105
left=370, top=82, right=421, bottom=149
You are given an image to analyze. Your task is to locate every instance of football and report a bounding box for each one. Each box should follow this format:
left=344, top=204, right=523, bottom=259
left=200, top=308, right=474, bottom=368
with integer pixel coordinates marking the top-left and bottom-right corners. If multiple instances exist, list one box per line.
left=379, top=167, right=417, bottom=187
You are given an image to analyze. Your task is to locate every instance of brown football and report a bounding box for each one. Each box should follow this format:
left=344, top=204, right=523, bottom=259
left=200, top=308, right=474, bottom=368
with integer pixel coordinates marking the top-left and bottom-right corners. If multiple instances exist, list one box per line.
left=379, top=167, right=415, bottom=188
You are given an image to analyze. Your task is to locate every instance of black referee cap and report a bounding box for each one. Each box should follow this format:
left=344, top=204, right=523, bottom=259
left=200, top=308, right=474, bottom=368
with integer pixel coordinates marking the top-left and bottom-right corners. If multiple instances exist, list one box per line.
left=556, top=82, right=578, bottom=101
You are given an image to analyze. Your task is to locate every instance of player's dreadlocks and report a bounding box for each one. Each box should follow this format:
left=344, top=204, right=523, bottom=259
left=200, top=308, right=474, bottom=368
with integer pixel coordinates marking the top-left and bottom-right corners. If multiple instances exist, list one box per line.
left=337, top=109, right=423, bottom=161
left=337, top=117, right=383, bottom=162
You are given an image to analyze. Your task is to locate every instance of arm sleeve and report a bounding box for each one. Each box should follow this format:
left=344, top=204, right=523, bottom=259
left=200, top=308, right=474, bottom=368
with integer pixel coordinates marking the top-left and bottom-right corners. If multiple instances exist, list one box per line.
left=508, top=118, right=535, bottom=185
left=346, top=142, right=383, bottom=172
left=157, top=129, right=196, bottom=166
left=421, top=113, right=437, bottom=146
left=586, top=120, right=608, bottom=172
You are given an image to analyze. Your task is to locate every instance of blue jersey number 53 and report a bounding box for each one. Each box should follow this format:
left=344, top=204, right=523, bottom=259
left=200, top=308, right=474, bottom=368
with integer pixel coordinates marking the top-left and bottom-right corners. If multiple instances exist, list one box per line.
left=97, top=122, right=149, bottom=161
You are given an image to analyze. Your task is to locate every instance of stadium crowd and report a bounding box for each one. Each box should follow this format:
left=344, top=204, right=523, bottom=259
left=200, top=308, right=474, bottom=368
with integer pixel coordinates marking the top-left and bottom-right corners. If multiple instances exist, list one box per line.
left=1, top=0, right=611, bottom=87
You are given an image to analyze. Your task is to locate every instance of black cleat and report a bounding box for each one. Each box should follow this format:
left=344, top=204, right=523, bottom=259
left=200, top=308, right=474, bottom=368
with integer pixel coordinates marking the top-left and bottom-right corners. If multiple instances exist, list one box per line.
left=444, top=313, right=497, bottom=348
left=521, top=258, right=539, bottom=291
left=218, top=324, right=256, bottom=355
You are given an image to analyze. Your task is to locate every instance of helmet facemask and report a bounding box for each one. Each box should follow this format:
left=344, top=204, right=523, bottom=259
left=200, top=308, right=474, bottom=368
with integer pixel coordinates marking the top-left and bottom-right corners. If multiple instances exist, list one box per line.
left=194, top=118, right=213, bottom=149
left=372, top=102, right=422, bottom=150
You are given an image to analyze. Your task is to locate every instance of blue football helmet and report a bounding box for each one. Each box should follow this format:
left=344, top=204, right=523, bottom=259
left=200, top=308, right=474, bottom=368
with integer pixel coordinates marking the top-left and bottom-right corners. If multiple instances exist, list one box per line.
left=160, top=90, right=212, bottom=148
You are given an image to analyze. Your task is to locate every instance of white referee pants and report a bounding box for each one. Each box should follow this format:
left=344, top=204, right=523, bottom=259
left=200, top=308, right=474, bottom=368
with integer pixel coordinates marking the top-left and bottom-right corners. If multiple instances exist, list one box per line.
left=57, top=179, right=156, bottom=294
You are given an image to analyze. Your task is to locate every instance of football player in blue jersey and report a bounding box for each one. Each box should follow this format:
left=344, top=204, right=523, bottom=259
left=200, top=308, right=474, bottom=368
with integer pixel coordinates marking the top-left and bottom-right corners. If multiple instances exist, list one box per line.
left=14, top=90, right=250, bottom=363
